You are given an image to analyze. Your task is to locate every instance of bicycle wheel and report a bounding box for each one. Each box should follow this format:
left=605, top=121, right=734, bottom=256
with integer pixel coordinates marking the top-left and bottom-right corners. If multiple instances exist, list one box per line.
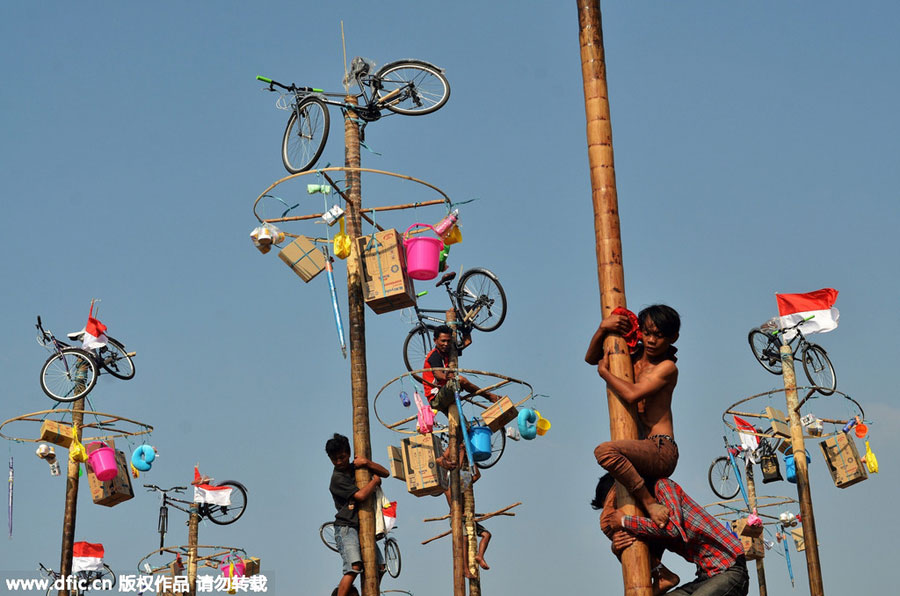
left=201, top=480, right=248, bottom=525
left=384, top=537, right=402, bottom=578
left=39, top=347, right=98, bottom=402
left=403, top=324, right=433, bottom=373
left=82, top=564, right=116, bottom=592
left=457, top=268, right=507, bottom=332
left=708, top=456, right=741, bottom=500
left=375, top=61, right=450, bottom=116
left=281, top=96, right=329, bottom=174
left=97, top=337, right=135, bottom=380
left=748, top=329, right=782, bottom=375
left=320, top=521, right=339, bottom=552
left=802, top=344, right=836, bottom=395
left=474, top=427, right=506, bottom=470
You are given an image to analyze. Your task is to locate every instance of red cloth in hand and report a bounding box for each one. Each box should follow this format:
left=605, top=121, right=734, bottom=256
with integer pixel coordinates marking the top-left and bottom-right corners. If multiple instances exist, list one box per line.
left=612, top=307, right=642, bottom=355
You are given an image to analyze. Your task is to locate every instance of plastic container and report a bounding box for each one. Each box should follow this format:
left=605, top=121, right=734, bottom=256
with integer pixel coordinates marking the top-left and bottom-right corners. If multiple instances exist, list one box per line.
left=536, top=416, right=551, bottom=436
left=403, top=223, right=444, bottom=281
left=433, top=209, right=459, bottom=236
left=469, top=425, right=492, bottom=462
left=86, top=442, right=118, bottom=481
left=221, top=560, right=245, bottom=578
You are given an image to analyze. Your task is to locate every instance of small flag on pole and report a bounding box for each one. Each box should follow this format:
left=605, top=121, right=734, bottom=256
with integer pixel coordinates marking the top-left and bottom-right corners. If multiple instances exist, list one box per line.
left=72, top=541, right=105, bottom=572
left=775, top=288, right=839, bottom=340
left=82, top=301, right=108, bottom=350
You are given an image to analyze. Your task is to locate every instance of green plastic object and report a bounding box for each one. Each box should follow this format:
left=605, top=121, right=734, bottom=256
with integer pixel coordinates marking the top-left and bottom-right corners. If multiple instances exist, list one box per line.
left=257, top=76, right=273, bottom=83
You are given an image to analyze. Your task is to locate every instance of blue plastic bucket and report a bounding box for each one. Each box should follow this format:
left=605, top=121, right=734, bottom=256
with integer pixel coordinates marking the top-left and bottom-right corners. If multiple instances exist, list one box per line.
left=470, top=425, right=492, bottom=462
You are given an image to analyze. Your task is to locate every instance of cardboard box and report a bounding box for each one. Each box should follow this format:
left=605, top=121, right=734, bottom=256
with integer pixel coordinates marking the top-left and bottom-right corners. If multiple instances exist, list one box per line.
left=480, top=396, right=518, bottom=433
left=278, top=235, right=326, bottom=282
left=731, top=521, right=765, bottom=560
left=85, top=441, right=134, bottom=507
left=387, top=445, right=406, bottom=481
left=765, top=407, right=791, bottom=439
left=819, top=433, right=868, bottom=488
left=242, top=557, right=261, bottom=577
left=356, top=230, right=416, bottom=314
left=39, top=420, right=75, bottom=448
left=734, top=517, right=763, bottom=538
left=400, top=434, right=448, bottom=497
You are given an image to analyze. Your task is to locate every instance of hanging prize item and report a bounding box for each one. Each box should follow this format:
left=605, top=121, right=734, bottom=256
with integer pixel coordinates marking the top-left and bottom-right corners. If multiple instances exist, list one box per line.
left=443, top=223, right=462, bottom=246
left=86, top=442, right=118, bottom=482
left=36, top=444, right=61, bottom=477
left=864, top=440, right=878, bottom=473
left=784, top=451, right=810, bottom=484
left=250, top=223, right=285, bottom=254
left=403, top=223, right=444, bottom=281
left=438, top=245, right=450, bottom=273
left=413, top=390, right=434, bottom=434
left=334, top=217, right=351, bottom=260
left=69, top=425, right=88, bottom=464
left=433, top=209, right=459, bottom=236
left=855, top=417, right=868, bottom=439
left=534, top=410, right=551, bottom=436
left=132, top=445, right=157, bottom=472
left=517, top=408, right=537, bottom=440
left=321, top=205, right=344, bottom=226
left=399, top=391, right=411, bottom=407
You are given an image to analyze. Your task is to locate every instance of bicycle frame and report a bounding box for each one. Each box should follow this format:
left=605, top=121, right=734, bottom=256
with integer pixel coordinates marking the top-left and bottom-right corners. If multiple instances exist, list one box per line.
left=722, top=436, right=750, bottom=508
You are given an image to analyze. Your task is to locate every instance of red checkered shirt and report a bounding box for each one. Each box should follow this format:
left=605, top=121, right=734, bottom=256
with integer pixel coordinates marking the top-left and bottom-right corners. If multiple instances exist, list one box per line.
left=621, top=479, right=744, bottom=578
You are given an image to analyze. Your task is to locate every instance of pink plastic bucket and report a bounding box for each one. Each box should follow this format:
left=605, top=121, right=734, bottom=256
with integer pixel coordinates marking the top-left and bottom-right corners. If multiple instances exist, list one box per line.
left=86, top=442, right=118, bottom=481
left=221, top=560, right=245, bottom=577
left=403, top=223, right=443, bottom=281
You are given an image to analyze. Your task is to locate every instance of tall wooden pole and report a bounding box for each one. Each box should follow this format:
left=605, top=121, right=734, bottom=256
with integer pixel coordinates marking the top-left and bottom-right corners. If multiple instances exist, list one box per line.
left=577, top=1, right=652, bottom=594
left=58, top=397, right=84, bottom=596
left=781, top=346, right=824, bottom=595
left=464, top=482, right=480, bottom=596
left=447, top=308, right=465, bottom=596
left=744, top=462, right=767, bottom=596
left=187, top=506, right=200, bottom=596
left=343, top=97, right=378, bottom=596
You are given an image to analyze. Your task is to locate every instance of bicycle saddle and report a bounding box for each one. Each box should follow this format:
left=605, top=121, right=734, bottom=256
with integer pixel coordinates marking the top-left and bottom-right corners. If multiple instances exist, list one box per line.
left=67, top=329, right=85, bottom=341
left=436, top=271, right=456, bottom=287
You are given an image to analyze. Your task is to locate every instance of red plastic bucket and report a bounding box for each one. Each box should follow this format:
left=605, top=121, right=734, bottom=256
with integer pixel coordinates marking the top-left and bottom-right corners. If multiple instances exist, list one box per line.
left=403, top=223, right=443, bottom=281
left=86, top=442, right=118, bottom=481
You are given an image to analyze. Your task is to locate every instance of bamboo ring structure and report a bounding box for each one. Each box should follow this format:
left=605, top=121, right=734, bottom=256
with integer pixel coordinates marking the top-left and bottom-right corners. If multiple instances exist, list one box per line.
left=722, top=387, right=864, bottom=441
left=252, top=166, right=453, bottom=243
left=705, top=495, right=799, bottom=523
left=136, top=545, right=247, bottom=575
left=0, top=408, right=153, bottom=443
left=373, top=367, right=534, bottom=435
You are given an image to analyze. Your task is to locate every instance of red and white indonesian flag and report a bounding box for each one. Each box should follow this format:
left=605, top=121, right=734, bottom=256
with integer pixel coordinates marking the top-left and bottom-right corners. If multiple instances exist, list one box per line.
left=776, top=288, right=839, bottom=340
left=734, top=415, right=760, bottom=457
left=82, top=302, right=108, bottom=350
left=194, top=483, right=233, bottom=506
left=383, top=501, right=398, bottom=534
left=72, top=541, right=104, bottom=572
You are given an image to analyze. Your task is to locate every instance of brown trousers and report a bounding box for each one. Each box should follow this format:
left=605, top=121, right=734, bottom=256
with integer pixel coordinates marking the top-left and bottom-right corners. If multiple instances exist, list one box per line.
left=595, top=436, right=679, bottom=494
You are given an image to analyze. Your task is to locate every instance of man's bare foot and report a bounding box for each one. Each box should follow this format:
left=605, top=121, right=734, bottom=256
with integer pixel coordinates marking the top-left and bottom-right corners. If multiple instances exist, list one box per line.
left=647, top=502, right=670, bottom=528
left=657, top=565, right=679, bottom=594
left=475, top=555, right=490, bottom=570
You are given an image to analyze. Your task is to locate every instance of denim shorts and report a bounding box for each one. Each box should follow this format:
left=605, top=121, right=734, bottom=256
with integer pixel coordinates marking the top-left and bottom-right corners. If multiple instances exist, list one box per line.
left=334, top=525, right=384, bottom=576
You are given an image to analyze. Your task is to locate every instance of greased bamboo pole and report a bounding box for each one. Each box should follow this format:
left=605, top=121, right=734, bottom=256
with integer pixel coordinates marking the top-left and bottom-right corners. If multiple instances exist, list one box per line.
left=577, top=2, right=652, bottom=594
left=188, top=507, right=199, bottom=595
left=464, top=479, right=480, bottom=596
left=343, top=96, right=378, bottom=596
left=447, top=308, right=465, bottom=596
left=58, top=398, right=84, bottom=596
left=744, top=462, right=767, bottom=596
left=781, top=346, right=824, bottom=595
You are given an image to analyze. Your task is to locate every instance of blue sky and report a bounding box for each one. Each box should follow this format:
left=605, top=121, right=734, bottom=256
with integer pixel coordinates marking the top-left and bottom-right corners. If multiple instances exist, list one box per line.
left=2, top=2, right=898, bottom=594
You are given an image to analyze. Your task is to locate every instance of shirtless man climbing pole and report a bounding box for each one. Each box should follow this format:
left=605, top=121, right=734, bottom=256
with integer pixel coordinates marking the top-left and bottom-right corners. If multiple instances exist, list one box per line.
left=585, top=305, right=681, bottom=528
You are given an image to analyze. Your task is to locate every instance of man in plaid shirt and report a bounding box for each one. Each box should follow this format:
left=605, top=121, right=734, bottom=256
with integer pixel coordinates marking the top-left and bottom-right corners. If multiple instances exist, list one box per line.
left=600, top=475, right=749, bottom=595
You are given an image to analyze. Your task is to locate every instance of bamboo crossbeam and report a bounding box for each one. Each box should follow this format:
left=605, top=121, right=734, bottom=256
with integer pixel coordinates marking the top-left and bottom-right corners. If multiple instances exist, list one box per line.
left=424, top=512, right=516, bottom=523
left=421, top=502, right=522, bottom=544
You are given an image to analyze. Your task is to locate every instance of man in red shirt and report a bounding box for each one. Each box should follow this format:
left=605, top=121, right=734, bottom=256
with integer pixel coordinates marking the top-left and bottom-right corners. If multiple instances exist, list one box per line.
left=424, top=325, right=500, bottom=468
left=599, top=475, right=749, bottom=596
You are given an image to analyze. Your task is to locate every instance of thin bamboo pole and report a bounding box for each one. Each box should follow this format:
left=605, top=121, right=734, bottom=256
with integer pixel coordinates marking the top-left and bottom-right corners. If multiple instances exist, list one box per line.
left=187, top=507, right=199, bottom=596
left=577, top=1, right=652, bottom=594
left=465, top=481, right=480, bottom=596
left=343, top=97, right=378, bottom=596
left=744, top=462, right=767, bottom=596
left=447, top=308, right=465, bottom=596
left=58, top=397, right=84, bottom=596
left=781, top=345, right=824, bottom=595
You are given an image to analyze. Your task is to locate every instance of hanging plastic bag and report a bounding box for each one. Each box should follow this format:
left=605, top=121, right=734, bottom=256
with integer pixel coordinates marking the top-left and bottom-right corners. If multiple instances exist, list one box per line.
left=413, top=390, right=434, bottom=434
left=250, top=223, right=285, bottom=254
left=334, top=217, right=351, bottom=260
left=864, top=440, right=878, bottom=473
left=69, top=425, right=87, bottom=464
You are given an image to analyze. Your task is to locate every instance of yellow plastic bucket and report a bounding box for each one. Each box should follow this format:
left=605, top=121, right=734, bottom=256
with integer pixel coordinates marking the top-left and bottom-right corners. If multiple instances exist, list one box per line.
left=535, top=412, right=551, bottom=436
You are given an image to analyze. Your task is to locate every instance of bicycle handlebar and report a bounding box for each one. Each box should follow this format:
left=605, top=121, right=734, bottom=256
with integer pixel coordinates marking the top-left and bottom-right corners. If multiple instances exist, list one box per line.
left=257, top=75, right=324, bottom=94
left=144, top=484, right=187, bottom=494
